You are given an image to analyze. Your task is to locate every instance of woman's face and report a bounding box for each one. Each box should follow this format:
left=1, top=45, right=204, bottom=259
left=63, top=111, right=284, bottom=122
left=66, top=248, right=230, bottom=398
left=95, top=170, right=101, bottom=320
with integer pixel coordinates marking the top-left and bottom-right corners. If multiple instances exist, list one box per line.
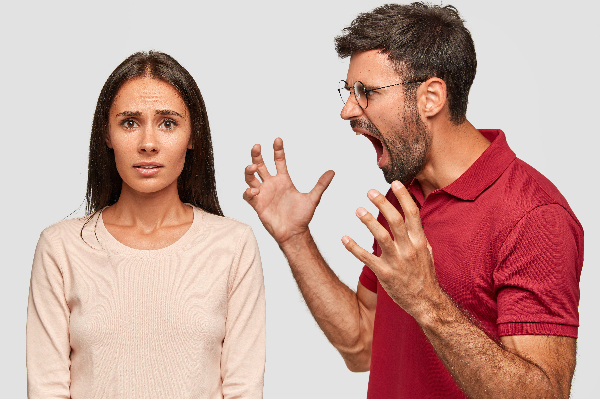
left=107, top=77, right=192, bottom=196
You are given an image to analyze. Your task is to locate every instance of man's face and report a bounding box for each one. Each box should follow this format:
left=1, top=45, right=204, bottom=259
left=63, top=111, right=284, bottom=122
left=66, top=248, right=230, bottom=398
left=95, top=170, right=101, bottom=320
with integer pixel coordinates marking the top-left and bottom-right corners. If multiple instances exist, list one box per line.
left=341, top=50, right=431, bottom=185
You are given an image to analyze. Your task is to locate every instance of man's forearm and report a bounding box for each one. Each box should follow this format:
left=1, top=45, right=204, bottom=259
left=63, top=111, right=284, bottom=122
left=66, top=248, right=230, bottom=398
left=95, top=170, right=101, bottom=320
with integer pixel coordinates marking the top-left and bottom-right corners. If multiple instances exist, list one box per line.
left=279, top=230, right=373, bottom=371
left=418, top=290, right=573, bottom=399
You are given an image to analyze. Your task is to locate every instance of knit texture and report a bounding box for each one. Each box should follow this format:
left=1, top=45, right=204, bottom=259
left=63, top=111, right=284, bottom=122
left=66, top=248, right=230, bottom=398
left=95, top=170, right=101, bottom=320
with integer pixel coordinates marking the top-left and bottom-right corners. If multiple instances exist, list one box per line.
left=27, top=207, right=266, bottom=399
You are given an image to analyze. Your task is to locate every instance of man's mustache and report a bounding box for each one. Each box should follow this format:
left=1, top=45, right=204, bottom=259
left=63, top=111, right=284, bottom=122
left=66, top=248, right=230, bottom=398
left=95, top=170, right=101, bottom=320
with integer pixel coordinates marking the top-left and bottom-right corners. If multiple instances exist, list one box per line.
left=351, top=119, right=380, bottom=136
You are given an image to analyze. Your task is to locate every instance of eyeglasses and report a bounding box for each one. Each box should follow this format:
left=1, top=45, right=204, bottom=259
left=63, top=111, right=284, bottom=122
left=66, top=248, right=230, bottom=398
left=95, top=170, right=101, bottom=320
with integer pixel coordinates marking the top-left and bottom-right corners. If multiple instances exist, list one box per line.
left=338, top=79, right=423, bottom=109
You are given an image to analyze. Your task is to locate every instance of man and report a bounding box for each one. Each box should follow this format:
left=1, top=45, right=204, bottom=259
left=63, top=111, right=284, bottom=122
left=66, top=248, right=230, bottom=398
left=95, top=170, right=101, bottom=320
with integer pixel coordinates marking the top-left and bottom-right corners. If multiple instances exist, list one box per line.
left=243, top=3, right=583, bottom=398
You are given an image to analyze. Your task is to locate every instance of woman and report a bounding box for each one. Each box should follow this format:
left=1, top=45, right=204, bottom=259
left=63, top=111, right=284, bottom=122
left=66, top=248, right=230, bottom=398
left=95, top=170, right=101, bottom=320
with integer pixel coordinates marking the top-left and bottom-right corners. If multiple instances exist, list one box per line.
left=27, top=51, right=266, bottom=398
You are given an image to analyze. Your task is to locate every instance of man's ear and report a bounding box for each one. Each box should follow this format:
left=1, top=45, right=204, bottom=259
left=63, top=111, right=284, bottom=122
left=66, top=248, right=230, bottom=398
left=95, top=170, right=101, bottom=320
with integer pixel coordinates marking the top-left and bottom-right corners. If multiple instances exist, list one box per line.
left=418, top=77, right=447, bottom=119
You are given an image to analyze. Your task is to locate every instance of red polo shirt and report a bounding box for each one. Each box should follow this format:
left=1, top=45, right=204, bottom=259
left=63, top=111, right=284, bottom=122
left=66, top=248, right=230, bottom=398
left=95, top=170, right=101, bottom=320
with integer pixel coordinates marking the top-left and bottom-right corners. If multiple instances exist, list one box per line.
left=359, top=130, right=584, bottom=398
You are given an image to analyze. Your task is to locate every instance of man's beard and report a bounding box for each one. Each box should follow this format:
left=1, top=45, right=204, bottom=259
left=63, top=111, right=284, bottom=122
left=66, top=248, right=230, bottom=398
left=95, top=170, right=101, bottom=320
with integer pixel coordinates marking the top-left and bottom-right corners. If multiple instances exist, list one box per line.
left=352, top=106, right=431, bottom=185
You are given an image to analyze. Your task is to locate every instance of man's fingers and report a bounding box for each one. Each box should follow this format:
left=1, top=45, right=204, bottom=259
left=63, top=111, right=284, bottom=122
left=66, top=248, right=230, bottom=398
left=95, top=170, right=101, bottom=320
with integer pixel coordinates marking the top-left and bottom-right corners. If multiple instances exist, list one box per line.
left=366, top=189, right=410, bottom=247
left=355, top=206, right=397, bottom=253
left=242, top=187, right=260, bottom=203
left=245, top=164, right=262, bottom=188
left=391, top=181, right=426, bottom=245
left=341, top=235, right=379, bottom=270
left=309, top=170, right=335, bottom=203
left=250, top=143, right=272, bottom=181
left=273, top=137, right=289, bottom=175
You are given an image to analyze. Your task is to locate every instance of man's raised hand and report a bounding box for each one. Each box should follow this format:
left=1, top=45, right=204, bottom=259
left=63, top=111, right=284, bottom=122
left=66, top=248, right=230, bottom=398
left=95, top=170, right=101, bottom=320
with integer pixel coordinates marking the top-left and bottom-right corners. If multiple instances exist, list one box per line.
left=243, top=138, right=335, bottom=246
left=341, top=180, right=440, bottom=319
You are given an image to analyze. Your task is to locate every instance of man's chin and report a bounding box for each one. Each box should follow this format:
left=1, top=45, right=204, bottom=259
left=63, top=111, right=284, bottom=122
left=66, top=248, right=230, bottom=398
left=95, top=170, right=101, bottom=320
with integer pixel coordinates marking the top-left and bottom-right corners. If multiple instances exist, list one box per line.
left=382, top=166, right=412, bottom=186
left=381, top=167, right=398, bottom=185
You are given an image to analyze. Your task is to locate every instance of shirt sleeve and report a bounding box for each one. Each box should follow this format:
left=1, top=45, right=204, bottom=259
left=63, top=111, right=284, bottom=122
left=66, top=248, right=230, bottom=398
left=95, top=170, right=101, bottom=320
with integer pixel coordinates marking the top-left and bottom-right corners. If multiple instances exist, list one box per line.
left=493, top=204, right=583, bottom=338
left=221, top=227, right=266, bottom=399
left=27, top=229, right=71, bottom=398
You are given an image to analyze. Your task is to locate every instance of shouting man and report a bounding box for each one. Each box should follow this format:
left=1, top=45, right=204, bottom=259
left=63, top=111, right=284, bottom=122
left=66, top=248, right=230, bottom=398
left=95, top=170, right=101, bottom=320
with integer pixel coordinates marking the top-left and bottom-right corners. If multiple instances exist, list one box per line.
left=243, top=3, right=583, bottom=398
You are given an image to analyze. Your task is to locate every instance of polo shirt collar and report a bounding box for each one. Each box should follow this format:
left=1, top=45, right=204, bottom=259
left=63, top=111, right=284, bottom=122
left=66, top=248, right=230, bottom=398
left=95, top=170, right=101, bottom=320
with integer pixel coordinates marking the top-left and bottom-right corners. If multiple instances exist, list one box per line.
left=409, top=129, right=516, bottom=202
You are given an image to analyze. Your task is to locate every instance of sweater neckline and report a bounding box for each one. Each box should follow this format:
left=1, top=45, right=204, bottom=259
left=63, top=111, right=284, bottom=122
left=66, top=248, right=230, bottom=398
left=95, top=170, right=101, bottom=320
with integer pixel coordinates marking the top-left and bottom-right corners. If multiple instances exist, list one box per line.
left=95, top=205, right=206, bottom=257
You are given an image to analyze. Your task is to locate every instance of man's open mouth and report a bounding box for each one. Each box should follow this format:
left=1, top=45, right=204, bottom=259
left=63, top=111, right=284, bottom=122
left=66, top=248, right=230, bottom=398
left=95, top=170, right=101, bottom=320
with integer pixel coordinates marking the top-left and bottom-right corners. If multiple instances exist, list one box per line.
left=360, top=132, right=385, bottom=166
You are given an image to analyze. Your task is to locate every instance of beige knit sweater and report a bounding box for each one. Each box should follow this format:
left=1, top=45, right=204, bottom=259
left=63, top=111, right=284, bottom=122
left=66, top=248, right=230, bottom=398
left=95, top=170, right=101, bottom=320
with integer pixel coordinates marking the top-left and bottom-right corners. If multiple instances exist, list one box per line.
left=27, top=207, right=266, bottom=399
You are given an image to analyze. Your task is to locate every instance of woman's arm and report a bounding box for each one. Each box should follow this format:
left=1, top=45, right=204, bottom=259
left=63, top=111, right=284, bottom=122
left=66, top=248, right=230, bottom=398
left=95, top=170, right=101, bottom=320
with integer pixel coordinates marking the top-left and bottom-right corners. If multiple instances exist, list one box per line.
left=221, top=227, right=266, bottom=399
left=27, top=230, right=71, bottom=399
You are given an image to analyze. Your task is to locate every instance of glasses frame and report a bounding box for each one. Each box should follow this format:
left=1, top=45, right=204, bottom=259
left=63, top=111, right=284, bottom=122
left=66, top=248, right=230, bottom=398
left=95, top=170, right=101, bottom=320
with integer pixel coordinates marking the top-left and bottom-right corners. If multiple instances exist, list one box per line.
left=338, top=79, right=423, bottom=109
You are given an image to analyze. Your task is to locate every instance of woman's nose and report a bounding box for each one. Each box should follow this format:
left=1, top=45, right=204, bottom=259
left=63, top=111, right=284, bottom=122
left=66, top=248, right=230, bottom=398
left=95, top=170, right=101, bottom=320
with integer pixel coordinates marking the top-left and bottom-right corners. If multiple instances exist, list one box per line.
left=138, top=127, right=159, bottom=153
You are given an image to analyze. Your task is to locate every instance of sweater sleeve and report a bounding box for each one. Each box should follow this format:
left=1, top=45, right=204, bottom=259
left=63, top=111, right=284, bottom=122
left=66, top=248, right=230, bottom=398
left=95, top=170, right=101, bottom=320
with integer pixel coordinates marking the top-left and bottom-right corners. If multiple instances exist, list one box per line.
left=221, top=227, right=266, bottom=399
left=27, top=229, right=71, bottom=398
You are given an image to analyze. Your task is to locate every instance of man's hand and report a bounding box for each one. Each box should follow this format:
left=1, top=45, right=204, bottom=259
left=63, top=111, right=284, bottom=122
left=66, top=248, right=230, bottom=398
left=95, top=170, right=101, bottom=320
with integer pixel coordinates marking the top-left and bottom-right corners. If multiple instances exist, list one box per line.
left=243, top=138, right=335, bottom=246
left=341, top=180, right=441, bottom=319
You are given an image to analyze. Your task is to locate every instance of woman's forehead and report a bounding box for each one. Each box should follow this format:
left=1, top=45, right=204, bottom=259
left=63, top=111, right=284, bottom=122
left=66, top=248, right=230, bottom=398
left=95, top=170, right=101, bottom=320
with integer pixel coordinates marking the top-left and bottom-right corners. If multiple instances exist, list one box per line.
left=111, top=77, right=188, bottom=116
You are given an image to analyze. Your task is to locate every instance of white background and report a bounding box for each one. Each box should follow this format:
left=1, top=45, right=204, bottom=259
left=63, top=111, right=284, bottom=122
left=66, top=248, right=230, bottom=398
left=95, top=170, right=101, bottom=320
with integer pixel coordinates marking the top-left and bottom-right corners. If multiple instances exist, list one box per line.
left=2, top=0, right=598, bottom=397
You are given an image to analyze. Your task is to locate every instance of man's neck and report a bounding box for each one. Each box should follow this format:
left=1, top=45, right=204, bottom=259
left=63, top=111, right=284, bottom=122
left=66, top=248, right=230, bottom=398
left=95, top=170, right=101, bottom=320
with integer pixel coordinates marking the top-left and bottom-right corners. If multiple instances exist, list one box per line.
left=416, top=119, right=490, bottom=199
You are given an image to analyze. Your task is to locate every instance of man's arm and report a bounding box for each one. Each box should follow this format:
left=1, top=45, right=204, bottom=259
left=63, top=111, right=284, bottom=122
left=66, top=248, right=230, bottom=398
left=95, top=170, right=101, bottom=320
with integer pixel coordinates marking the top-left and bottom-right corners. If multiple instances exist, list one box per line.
left=243, top=138, right=376, bottom=371
left=342, top=181, right=576, bottom=398
left=421, top=290, right=576, bottom=398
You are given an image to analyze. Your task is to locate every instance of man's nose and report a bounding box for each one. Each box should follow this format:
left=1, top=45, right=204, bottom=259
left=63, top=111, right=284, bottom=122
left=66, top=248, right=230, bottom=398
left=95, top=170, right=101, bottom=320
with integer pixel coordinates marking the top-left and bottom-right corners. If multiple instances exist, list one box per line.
left=340, top=93, right=363, bottom=120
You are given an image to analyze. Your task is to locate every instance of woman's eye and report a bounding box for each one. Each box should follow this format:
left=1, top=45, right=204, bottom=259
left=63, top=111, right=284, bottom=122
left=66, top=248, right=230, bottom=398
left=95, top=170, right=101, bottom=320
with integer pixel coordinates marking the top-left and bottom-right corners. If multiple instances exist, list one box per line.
left=122, top=119, right=138, bottom=129
left=161, top=119, right=177, bottom=129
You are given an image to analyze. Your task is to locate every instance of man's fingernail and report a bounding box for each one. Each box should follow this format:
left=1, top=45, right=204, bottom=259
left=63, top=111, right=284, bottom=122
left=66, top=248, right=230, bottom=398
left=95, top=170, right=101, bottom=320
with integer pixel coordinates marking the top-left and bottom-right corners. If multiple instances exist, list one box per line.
left=341, top=236, right=350, bottom=245
left=251, top=188, right=259, bottom=195
left=356, top=207, right=367, bottom=217
left=367, top=189, right=380, bottom=199
left=392, top=181, right=403, bottom=190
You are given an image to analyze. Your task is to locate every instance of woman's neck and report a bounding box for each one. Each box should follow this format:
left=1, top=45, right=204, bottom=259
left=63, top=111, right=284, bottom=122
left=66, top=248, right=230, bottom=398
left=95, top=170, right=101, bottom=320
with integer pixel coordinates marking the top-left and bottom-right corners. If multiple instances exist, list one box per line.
left=102, top=181, right=193, bottom=233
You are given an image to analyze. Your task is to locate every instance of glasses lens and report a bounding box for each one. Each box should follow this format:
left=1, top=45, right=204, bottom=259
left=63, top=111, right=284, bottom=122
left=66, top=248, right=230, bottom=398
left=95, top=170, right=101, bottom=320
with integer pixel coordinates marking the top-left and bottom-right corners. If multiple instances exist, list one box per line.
left=353, top=81, right=368, bottom=108
left=338, top=80, right=350, bottom=104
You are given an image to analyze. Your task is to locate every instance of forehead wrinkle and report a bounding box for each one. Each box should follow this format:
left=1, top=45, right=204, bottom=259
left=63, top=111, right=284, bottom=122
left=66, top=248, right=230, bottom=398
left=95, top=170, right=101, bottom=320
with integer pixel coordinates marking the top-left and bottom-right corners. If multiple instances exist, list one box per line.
left=112, top=78, right=189, bottom=119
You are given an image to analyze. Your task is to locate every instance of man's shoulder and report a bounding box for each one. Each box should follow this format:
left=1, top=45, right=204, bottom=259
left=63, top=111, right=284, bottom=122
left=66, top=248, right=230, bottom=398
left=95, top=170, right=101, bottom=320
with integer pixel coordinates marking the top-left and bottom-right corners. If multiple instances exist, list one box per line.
left=492, top=158, right=582, bottom=232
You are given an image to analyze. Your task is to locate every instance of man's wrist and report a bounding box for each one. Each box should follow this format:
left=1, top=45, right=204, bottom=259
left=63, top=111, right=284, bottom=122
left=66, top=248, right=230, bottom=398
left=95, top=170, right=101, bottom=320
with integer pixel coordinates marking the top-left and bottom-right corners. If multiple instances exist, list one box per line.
left=278, top=229, right=314, bottom=256
left=412, top=288, right=460, bottom=331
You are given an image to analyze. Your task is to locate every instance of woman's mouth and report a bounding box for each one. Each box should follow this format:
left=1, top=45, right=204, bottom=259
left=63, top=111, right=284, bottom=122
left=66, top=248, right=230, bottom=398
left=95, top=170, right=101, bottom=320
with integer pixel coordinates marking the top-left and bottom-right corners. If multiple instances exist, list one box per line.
left=133, top=163, right=163, bottom=176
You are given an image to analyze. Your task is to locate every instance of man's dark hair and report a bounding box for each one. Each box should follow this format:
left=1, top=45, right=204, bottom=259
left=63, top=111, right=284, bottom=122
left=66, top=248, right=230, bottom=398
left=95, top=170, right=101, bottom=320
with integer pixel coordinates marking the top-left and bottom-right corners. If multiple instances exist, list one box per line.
left=335, top=2, right=476, bottom=124
left=86, top=51, right=223, bottom=216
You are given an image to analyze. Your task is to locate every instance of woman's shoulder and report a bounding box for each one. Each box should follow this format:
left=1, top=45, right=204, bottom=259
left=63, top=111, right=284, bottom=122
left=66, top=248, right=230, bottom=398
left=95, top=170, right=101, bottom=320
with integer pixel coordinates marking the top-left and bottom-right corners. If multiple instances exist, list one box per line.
left=198, top=209, right=252, bottom=233
left=195, top=208, right=257, bottom=243
left=42, top=214, right=91, bottom=235
left=38, top=214, right=99, bottom=249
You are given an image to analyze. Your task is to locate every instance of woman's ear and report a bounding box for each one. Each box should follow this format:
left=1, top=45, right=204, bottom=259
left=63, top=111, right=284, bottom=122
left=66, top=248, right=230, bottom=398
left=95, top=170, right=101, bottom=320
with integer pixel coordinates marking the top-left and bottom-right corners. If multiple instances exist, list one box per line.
left=105, top=134, right=113, bottom=149
left=187, top=135, right=193, bottom=150
left=418, top=77, right=447, bottom=119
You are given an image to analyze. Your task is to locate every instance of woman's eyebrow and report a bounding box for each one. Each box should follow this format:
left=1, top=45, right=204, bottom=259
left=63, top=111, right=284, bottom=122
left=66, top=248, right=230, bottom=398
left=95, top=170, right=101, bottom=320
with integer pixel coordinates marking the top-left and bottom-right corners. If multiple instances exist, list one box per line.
left=116, top=111, right=141, bottom=117
left=114, top=110, right=184, bottom=118
left=155, top=109, right=184, bottom=118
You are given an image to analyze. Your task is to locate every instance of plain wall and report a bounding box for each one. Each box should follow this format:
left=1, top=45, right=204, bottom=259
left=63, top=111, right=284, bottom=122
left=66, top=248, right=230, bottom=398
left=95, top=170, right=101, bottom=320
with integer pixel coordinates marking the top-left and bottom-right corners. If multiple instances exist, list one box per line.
left=2, top=0, right=597, bottom=397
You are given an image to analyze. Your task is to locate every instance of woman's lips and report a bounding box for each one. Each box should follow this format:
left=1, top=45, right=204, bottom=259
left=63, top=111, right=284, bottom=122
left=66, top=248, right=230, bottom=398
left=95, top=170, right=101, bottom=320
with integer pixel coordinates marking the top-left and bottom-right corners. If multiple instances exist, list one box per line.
left=133, top=163, right=163, bottom=176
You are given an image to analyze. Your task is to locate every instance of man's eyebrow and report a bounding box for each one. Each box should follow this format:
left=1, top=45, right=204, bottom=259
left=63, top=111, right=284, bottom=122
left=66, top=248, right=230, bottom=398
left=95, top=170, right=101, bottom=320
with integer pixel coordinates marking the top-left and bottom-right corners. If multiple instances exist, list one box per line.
left=116, top=111, right=141, bottom=117
left=155, top=109, right=184, bottom=118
